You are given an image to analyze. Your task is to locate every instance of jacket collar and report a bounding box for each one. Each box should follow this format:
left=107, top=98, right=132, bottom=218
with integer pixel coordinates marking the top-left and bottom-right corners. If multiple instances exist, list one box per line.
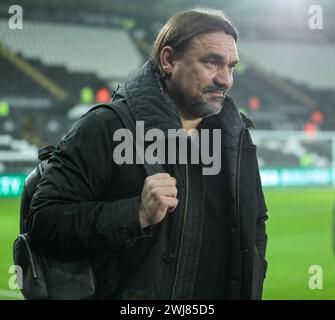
left=114, top=60, right=181, bottom=134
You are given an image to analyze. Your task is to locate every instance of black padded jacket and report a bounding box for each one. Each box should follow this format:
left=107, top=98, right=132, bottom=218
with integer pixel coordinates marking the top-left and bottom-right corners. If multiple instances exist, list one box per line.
left=28, top=60, right=268, bottom=300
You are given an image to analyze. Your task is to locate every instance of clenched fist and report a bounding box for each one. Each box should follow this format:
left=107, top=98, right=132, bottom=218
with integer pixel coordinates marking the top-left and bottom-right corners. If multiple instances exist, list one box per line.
left=139, top=173, right=178, bottom=228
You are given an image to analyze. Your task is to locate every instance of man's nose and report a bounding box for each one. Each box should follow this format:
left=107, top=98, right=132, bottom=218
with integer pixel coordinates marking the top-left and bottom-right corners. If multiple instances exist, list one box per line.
left=214, top=67, right=232, bottom=88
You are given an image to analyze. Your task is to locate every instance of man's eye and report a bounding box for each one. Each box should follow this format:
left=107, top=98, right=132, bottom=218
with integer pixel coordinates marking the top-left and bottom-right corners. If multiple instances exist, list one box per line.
left=227, top=64, right=237, bottom=73
left=205, top=60, right=220, bottom=67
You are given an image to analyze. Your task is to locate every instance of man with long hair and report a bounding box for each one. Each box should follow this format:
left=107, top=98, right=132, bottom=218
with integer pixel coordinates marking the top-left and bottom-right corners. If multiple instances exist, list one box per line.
left=29, top=8, right=268, bottom=300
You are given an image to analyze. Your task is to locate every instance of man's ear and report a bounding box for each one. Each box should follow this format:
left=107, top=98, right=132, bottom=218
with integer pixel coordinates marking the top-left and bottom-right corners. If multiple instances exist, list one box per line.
left=159, top=46, right=175, bottom=76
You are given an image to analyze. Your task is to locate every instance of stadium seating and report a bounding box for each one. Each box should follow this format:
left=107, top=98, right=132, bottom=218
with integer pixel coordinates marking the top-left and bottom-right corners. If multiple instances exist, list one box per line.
left=0, top=134, right=38, bottom=173
left=0, top=56, right=51, bottom=98
left=0, top=19, right=143, bottom=80
left=0, top=16, right=334, bottom=174
left=254, top=135, right=332, bottom=169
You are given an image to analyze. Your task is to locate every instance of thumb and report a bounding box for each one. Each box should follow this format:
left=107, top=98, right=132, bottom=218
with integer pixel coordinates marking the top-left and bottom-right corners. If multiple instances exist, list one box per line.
left=164, top=196, right=178, bottom=213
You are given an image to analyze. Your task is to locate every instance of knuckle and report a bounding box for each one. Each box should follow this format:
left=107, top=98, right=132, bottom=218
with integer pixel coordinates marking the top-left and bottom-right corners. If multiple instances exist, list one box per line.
left=144, top=176, right=151, bottom=186
left=151, top=188, right=161, bottom=200
left=146, top=179, right=155, bottom=190
left=158, top=197, right=167, bottom=207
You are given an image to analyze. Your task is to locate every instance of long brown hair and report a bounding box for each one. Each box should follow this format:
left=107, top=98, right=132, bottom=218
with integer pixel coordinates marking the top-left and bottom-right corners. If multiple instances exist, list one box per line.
left=151, top=7, right=238, bottom=75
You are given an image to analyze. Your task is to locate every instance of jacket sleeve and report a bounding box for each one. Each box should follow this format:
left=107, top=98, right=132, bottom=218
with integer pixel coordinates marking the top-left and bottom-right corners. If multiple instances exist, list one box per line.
left=28, top=111, right=151, bottom=258
left=255, top=166, right=268, bottom=276
left=245, top=127, right=268, bottom=277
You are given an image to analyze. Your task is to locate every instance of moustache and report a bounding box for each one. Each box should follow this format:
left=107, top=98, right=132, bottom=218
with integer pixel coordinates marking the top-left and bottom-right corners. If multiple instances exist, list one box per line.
left=203, top=85, right=227, bottom=95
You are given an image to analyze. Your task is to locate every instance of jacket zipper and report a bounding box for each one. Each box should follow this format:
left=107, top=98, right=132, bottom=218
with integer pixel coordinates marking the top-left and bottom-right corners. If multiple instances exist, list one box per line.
left=170, top=119, right=251, bottom=298
left=171, top=162, right=189, bottom=299
left=19, top=234, right=38, bottom=279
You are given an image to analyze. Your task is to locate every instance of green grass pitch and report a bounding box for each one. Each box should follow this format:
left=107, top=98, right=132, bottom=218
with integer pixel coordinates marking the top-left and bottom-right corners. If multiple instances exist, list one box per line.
left=0, top=188, right=334, bottom=300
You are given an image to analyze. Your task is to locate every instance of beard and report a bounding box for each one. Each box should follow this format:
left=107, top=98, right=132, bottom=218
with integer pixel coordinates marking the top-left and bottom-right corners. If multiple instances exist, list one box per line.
left=168, top=73, right=228, bottom=119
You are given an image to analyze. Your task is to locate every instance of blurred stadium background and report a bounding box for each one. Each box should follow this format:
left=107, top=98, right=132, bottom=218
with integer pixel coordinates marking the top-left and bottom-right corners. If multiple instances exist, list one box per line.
left=0, top=0, right=335, bottom=299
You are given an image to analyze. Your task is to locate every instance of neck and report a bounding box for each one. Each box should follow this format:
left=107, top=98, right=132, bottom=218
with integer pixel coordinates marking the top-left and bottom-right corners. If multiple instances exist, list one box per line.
left=179, top=112, right=203, bottom=132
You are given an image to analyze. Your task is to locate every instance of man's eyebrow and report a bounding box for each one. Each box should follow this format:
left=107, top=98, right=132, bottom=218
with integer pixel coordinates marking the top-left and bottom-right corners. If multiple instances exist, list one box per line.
left=202, top=52, right=239, bottom=66
left=202, top=52, right=226, bottom=62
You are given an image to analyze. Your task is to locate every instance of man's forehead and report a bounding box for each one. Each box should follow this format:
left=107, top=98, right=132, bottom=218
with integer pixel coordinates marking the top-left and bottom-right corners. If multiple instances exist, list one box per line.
left=189, top=32, right=238, bottom=59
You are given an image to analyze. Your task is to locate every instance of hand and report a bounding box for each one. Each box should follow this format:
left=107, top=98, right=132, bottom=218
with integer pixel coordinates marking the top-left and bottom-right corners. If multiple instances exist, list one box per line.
left=139, top=173, right=178, bottom=228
